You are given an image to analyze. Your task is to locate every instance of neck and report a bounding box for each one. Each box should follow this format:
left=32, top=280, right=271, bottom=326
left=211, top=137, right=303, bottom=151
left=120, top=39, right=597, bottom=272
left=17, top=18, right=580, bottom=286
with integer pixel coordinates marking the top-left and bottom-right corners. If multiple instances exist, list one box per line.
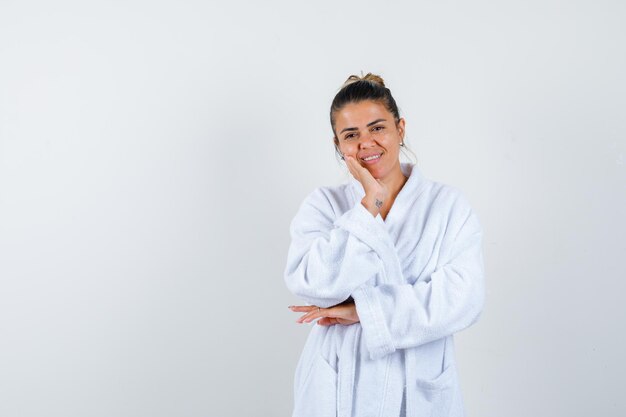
left=379, top=162, right=408, bottom=201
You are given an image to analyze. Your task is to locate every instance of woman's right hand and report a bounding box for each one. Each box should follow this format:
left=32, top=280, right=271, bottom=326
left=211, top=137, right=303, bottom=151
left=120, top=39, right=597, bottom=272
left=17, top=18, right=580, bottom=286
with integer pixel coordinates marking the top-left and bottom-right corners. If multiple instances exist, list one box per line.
left=345, top=155, right=389, bottom=215
left=289, top=302, right=360, bottom=326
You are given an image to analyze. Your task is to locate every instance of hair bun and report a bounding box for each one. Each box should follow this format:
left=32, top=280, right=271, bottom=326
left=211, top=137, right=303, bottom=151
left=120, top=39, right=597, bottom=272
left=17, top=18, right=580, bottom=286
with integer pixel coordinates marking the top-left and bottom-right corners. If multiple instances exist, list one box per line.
left=341, top=72, right=386, bottom=89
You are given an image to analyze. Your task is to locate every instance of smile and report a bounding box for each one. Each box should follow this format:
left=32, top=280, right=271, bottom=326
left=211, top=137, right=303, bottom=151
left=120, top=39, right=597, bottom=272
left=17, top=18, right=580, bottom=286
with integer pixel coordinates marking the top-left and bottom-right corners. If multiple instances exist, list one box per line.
left=361, top=153, right=383, bottom=164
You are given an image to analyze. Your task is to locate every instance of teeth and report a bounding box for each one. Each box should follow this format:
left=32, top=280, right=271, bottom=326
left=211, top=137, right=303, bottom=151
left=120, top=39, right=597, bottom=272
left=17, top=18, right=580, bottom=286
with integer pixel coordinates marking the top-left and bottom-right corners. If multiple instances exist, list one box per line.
left=363, top=153, right=381, bottom=161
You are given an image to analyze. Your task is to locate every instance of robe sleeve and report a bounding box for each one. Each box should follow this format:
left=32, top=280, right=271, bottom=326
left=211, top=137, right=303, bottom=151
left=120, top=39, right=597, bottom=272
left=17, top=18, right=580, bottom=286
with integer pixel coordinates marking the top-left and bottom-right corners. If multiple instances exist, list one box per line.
left=284, top=188, right=389, bottom=309
left=351, top=192, right=486, bottom=360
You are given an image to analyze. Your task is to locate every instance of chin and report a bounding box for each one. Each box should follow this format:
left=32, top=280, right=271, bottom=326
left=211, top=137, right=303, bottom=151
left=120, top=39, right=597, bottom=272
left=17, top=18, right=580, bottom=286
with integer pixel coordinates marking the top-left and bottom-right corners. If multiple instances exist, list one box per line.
left=367, top=167, right=385, bottom=179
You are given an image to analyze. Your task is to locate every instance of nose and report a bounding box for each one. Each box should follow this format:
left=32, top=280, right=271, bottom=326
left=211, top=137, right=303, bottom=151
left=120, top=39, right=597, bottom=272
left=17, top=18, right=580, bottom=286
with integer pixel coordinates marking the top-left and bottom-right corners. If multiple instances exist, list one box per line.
left=357, top=130, right=376, bottom=148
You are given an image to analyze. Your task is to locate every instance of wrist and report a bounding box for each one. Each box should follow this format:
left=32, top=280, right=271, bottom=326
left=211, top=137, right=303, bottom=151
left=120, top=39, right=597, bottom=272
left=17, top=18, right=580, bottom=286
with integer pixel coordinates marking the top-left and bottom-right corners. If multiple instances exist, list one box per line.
left=361, top=196, right=383, bottom=217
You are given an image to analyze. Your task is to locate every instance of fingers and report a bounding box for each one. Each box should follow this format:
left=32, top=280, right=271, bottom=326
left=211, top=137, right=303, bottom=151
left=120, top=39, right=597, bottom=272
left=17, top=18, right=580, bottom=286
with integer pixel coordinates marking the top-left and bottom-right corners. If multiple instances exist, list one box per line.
left=347, top=155, right=368, bottom=172
left=346, top=155, right=375, bottom=185
left=294, top=304, right=343, bottom=323
left=344, top=156, right=359, bottom=180
left=289, top=304, right=330, bottom=323
left=289, top=304, right=359, bottom=326
left=289, top=305, right=325, bottom=323
left=296, top=306, right=326, bottom=323
left=345, top=155, right=364, bottom=175
left=319, top=317, right=358, bottom=326
left=288, top=305, right=317, bottom=312
left=289, top=305, right=318, bottom=323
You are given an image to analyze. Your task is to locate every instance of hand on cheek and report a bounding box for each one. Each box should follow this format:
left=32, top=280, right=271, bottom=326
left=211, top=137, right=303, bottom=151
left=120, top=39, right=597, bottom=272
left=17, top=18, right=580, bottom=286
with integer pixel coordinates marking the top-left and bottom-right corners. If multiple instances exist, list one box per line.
left=345, top=155, right=389, bottom=207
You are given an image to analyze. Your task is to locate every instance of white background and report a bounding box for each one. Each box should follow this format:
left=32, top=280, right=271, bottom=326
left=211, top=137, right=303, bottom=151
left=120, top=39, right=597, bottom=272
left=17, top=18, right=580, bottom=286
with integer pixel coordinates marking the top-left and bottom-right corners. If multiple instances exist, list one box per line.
left=1, top=1, right=624, bottom=416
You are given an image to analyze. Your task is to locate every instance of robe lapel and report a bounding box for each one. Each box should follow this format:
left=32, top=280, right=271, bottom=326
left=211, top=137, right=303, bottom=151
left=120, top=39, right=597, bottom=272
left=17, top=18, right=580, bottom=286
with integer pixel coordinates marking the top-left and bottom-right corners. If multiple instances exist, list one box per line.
left=341, top=163, right=429, bottom=417
left=347, top=162, right=426, bottom=287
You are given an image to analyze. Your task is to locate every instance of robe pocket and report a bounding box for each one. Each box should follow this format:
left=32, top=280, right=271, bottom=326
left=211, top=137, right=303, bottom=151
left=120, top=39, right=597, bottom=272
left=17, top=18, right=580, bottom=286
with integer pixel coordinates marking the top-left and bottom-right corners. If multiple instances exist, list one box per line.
left=412, top=362, right=457, bottom=417
left=293, top=353, right=338, bottom=417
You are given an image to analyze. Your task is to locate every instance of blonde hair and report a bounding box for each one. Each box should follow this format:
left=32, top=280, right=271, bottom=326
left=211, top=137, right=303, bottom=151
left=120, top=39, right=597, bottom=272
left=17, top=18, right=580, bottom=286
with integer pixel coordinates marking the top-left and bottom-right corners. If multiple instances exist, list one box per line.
left=340, top=72, right=386, bottom=89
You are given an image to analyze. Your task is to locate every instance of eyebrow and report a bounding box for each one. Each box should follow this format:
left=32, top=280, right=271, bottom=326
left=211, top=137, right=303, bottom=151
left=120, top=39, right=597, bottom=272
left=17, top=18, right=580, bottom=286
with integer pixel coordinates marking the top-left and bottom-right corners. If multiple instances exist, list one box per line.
left=339, top=118, right=387, bottom=135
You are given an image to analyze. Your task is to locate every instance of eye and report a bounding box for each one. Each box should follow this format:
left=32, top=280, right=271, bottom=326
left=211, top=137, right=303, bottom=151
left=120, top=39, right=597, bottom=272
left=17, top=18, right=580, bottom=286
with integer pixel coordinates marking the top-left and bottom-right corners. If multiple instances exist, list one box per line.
left=372, top=125, right=384, bottom=132
left=344, top=133, right=356, bottom=140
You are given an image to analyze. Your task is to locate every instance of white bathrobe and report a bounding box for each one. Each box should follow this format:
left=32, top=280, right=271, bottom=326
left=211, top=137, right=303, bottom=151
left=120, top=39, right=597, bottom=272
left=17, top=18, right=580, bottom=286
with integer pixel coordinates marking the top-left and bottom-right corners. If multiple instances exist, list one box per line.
left=284, top=162, right=485, bottom=417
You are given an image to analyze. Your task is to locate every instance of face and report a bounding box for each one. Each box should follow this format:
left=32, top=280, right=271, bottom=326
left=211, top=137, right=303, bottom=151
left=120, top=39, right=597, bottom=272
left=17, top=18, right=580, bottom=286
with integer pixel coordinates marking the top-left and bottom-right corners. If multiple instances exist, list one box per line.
left=333, top=100, right=405, bottom=180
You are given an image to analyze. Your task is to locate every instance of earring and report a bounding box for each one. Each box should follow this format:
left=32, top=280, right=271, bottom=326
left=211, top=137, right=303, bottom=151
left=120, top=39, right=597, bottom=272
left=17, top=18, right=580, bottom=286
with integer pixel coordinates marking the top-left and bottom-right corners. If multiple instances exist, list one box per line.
left=400, top=141, right=405, bottom=147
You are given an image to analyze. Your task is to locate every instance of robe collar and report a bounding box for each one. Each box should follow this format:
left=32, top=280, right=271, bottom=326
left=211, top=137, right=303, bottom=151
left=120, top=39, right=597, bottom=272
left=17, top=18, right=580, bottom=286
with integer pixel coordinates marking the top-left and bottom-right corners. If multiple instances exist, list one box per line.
left=338, top=162, right=426, bottom=416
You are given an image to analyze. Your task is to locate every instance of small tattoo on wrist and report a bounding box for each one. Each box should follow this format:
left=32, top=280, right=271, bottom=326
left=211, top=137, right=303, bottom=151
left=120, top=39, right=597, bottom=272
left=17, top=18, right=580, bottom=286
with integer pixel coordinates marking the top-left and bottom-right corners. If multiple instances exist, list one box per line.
left=375, top=199, right=383, bottom=209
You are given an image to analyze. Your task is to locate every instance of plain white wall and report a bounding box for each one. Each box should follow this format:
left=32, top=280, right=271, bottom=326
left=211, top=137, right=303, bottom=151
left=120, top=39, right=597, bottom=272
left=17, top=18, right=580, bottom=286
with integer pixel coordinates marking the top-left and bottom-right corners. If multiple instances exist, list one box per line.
left=1, top=1, right=624, bottom=416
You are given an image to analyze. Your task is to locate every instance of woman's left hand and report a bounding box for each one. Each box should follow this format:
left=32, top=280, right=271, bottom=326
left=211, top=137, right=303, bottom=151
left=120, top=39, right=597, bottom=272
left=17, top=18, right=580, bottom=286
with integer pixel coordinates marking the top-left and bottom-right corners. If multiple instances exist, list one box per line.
left=289, top=302, right=360, bottom=326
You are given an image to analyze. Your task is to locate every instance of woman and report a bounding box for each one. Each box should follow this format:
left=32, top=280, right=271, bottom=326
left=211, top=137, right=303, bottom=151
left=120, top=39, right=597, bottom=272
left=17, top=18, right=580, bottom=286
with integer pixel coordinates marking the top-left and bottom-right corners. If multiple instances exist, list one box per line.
left=284, top=73, right=485, bottom=417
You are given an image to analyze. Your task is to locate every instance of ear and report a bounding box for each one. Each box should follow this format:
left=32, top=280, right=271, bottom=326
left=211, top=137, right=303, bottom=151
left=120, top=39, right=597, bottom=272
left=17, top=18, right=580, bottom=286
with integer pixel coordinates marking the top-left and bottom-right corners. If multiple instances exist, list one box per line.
left=332, top=136, right=341, bottom=155
left=397, top=118, right=406, bottom=139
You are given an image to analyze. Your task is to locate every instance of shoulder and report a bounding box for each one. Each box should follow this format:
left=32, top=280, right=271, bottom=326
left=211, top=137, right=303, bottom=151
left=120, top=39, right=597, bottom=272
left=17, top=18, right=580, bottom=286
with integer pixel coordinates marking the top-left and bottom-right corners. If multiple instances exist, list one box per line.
left=299, top=183, right=351, bottom=214
left=423, top=179, right=481, bottom=234
left=423, top=179, right=473, bottom=213
left=290, top=183, right=351, bottom=229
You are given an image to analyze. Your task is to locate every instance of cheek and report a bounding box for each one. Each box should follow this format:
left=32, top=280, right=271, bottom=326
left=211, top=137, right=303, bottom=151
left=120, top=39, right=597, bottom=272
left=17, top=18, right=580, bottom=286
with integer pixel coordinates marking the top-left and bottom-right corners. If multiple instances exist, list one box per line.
left=340, top=144, right=357, bottom=156
left=385, top=136, right=400, bottom=150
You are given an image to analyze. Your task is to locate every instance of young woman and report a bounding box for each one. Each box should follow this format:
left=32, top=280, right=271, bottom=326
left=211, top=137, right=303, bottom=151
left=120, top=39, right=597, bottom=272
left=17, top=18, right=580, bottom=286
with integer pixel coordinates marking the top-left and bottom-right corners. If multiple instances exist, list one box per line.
left=284, top=73, right=485, bottom=417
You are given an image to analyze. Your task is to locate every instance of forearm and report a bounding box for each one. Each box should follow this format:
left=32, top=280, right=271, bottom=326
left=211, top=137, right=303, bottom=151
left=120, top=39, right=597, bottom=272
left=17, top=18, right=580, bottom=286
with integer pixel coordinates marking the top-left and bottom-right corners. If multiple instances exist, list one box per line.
left=353, top=265, right=485, bottom=360
left=353, top=227, right=485, bottom=360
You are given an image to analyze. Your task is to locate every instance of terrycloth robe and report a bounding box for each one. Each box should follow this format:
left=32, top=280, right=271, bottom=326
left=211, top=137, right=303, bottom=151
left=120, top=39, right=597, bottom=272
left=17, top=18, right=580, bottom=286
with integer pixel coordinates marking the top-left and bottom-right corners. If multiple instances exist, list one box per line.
left=284, top=162, right=485, bottom=417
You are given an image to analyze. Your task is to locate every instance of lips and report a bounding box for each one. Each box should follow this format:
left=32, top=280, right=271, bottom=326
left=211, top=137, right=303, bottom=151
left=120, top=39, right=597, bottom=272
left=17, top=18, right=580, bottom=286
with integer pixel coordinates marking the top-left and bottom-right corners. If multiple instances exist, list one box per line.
left=359, top=151, right=383, bottom=164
